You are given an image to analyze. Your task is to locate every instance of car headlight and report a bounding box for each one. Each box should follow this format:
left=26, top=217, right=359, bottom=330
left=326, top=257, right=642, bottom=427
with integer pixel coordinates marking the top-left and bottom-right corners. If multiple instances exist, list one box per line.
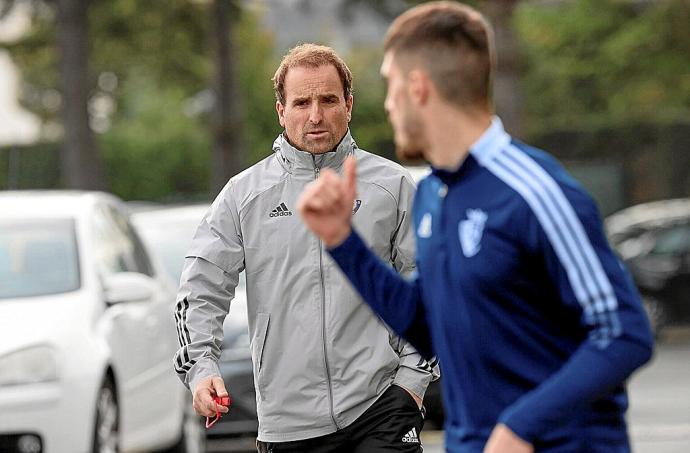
left=0, top=345, right=59, bottom=386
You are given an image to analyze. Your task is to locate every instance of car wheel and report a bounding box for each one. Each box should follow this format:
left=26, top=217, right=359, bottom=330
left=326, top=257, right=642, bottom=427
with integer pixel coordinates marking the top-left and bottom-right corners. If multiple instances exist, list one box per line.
left=642, top=296, right=666, bottom=337
left=163, top=402, right=206, bottom=453
left=93, top=376, right=119, bottom=453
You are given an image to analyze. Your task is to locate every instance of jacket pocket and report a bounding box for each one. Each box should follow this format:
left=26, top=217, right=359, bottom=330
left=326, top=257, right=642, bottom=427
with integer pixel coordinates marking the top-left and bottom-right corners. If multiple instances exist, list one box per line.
left=252, top=312, right=270, bottom=386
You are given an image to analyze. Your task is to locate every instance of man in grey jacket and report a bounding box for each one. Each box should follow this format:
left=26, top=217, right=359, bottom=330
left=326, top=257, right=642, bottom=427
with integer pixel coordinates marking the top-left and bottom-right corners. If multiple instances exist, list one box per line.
left=174, top=43, right=437, bottom=452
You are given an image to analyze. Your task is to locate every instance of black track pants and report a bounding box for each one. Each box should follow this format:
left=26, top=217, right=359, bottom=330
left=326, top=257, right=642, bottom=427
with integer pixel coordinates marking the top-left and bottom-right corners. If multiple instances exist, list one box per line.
left=256, top=384, right=426, bottom=453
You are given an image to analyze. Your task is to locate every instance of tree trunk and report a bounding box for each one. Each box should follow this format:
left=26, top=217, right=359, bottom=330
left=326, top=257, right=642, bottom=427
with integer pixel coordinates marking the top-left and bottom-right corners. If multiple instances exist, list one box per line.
left=211, top=0, right=245, bottom=196
left=482, top=0, right=523, bottom=139
left=56, top=0, right=107, bottom=190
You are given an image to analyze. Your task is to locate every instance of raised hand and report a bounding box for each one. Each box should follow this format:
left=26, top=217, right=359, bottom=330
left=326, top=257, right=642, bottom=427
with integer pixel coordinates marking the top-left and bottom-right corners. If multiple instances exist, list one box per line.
left=297, top=156, right=357, bottom=247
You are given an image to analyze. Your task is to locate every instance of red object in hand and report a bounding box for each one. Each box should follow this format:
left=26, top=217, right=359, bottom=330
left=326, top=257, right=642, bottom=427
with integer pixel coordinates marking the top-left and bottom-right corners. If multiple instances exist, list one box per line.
left=215, top=395, right=231, bottom=406
left=205, top=395, right=232, bottom=429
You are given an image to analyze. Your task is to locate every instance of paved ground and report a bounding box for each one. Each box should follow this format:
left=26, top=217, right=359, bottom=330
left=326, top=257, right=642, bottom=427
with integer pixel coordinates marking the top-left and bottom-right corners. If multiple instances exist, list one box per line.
left=627, top=327, right=690, bottom=452
left=208, top=328, right=690, bottom=453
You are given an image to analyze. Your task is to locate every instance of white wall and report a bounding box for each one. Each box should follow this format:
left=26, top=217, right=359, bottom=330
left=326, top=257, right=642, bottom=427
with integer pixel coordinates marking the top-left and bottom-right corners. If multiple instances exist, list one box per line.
left=0, top=4, right=41, bottom=146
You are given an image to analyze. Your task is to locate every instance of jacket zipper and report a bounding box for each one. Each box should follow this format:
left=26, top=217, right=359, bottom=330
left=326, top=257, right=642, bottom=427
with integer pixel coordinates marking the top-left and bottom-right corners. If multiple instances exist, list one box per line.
left=313, top=157, right=339, bottom=429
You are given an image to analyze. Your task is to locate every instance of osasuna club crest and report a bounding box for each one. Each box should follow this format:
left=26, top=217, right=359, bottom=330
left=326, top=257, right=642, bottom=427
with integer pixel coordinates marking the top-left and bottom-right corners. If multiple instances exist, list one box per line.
left=417, top=213, right=432, bottom=238
left=458, top=209, right=487, bottom=257
left=352, top=199, right=362, bottom=214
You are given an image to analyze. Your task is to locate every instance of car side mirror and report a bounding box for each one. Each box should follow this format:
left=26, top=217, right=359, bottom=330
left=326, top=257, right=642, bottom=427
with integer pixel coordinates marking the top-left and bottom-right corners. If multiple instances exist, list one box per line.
left=104, top=272, right=156, bottom=304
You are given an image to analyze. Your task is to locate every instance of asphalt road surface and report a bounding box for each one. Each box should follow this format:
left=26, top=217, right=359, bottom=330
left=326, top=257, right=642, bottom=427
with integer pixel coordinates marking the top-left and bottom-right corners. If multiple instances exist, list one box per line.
left=208, top=328, right=690, bottom=453
left=627, top=327, right=690, bottom=452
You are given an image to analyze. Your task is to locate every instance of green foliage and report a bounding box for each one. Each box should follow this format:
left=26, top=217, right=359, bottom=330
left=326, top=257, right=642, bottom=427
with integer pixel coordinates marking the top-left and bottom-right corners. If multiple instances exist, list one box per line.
left=12, top=0, right=687, bottom=199
left=100, top=76, right=210, bottom=201
left=0, top=143, right=61, bottom=190
left=1, top=1, right=279, bottom=200
left=515, top=0, right=690, bottom=135
left=346, top=46, right=395, bottom=160
left=233, top=11, right=282, bottom=165
left=89, top=0, right=209, bottom=97
left=2, top=0, right=210, bottom=119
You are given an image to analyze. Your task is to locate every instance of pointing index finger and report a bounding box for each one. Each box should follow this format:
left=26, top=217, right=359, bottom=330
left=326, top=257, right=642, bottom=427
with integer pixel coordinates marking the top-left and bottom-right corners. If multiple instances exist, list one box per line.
left=344, top=156, right=357, bottom=201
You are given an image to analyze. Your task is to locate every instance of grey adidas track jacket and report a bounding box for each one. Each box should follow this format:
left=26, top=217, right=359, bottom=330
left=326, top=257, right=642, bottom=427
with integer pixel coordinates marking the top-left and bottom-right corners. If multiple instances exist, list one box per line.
left=174, top=131, right=438, bottom=442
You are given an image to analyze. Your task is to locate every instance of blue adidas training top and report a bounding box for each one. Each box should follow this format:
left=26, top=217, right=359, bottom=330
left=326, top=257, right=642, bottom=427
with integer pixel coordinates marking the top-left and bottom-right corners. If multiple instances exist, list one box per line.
left=329, top=118, right=654, bottom=452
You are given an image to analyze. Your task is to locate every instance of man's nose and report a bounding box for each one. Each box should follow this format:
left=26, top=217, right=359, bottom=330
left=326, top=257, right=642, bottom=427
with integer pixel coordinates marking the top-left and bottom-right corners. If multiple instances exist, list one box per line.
left=309, top=103, right=323, bottom=124
left=384, top=94, right=392, bottom=116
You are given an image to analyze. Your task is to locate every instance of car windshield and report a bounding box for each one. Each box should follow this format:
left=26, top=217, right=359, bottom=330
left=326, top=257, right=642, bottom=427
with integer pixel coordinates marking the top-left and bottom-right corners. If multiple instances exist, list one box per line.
left=0, top=219, right=80, bottom=299
left=134, top=211, right=246, bottom=290
left=137, top=221, right=200, bottom=282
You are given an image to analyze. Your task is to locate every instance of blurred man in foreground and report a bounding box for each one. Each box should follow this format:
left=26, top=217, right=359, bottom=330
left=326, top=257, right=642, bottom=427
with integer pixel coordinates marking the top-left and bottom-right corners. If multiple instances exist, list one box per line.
left=298, top=2, right=654, bottom=452
left=174, top=43, right=437, bottom=452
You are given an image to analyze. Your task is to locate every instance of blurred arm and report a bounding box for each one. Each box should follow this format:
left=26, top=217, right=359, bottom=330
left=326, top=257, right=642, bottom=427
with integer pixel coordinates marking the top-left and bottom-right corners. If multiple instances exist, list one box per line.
left=173, top=183, right=245, bottom=394
left=498, top=187, right=654, bottom=443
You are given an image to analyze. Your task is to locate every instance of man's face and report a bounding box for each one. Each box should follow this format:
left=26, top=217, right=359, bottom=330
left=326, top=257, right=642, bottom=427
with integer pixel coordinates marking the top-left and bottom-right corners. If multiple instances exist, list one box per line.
left=276, top=64, right=353, bottom=154
left=381, top=52, right=426, bottom=161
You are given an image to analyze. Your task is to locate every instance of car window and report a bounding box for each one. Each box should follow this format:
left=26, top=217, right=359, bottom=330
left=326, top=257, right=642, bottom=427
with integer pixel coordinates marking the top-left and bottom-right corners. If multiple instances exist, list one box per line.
left=650, top=224, right=690, bottom=256
left=0, top=219, right=80, bottom=299
left=92, top=205, right=154, bottom=278
left=135, top=220, right=199, bottom=283
left=107, top=206, right=155, bottom=277
left=133, top=209, right=246, bottom=290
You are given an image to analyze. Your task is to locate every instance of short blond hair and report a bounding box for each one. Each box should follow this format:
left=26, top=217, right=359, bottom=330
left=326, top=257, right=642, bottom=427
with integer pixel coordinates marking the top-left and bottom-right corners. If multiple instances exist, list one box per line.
left=384, top=1, right=494, bottom=109
left=272, top=43, right=353, bottom=105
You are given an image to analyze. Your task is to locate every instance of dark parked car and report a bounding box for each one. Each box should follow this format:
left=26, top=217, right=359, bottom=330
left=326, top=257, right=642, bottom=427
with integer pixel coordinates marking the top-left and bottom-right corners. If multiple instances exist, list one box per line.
left=421, top=377, right=444, bottom=429
left=606, top=198, right=690, bottom=334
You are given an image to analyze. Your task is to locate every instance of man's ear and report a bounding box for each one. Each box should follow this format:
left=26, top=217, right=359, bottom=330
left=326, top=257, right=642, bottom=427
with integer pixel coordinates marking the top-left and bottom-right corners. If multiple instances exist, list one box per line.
left=276, top=101, right=286, bottom=127
left=408, top=69, right=429, bottom=106
left=345, top=94, right=353, bottom=122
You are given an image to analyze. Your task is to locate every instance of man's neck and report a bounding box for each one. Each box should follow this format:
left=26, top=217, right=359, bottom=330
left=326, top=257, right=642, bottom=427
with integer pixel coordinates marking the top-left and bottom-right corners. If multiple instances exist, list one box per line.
left=424, top=104, right=492, bottom=171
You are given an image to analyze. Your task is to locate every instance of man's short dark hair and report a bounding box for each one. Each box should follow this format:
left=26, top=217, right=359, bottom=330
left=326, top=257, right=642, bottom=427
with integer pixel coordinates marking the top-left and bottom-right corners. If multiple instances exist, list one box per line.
left=384, top=1, right=495, bottom=109
left=273, top=43, right=353, bottom=105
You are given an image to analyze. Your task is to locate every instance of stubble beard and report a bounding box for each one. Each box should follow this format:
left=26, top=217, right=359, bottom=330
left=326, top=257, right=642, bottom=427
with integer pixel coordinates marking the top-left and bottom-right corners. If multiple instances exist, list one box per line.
left=284, top=129, right=336, bottom=154
left=300, top=124, right=350, bottom=154
left=300, top=131, right=336, bottom=154
left=394, top=109, right=426, bottom=162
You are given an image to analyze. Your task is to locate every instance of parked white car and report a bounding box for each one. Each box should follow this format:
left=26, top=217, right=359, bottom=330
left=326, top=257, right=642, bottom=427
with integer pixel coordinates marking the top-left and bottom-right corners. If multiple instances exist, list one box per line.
left=0, top=191, right=204, bottom=453
left=130, top=204, right=211, bottom=285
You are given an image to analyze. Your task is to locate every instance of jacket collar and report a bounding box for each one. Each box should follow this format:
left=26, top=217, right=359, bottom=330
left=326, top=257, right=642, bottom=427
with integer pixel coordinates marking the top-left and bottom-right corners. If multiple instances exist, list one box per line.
left=273, top=130, right=356, bottom=175
left=468, top=116, right=511, bottom=166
